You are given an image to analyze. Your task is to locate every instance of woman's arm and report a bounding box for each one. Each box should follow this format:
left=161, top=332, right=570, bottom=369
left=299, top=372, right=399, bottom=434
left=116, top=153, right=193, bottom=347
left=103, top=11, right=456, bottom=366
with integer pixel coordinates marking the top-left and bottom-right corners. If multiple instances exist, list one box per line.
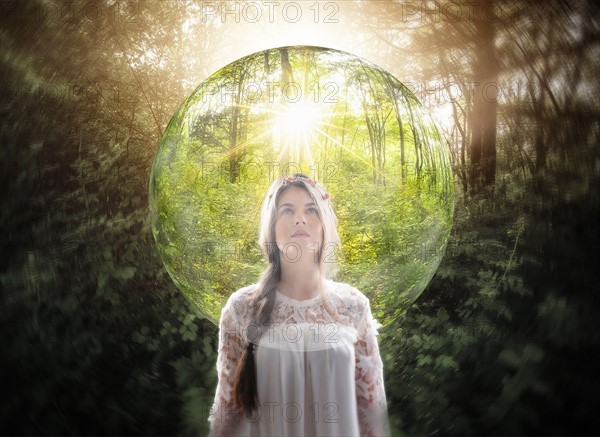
left=208, top=297, right=245, bottom=437
left=354, top=294, right=390, bottom=437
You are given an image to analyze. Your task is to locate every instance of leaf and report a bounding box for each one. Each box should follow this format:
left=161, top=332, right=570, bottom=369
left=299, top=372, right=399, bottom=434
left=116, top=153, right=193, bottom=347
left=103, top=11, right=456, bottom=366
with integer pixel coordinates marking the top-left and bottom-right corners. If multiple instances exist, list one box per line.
left=416, top=354, right=433, bottom=367
left=435, top=354, right=459, bottom=371
left=120, top=266, right=136, bottom=280
left=498, top=348, right=521, bottom=369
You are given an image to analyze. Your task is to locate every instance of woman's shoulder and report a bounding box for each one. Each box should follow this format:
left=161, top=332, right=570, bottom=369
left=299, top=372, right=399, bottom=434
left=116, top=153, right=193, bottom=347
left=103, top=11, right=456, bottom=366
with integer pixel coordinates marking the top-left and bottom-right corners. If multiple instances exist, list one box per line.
left=223, top=283, right=258, bottom=317
left=220, top=284, right=258, bottom=326
left=227, top=283, right=258, bottom=303
left=327, top=280, right=378, bottom=338
left=326, top=279, right=370, bottom=313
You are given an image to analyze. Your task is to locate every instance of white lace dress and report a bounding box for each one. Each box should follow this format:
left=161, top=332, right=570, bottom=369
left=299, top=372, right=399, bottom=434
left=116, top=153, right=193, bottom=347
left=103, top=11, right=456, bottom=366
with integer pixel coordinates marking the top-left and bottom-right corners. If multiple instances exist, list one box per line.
left=208, top=279, right=390, bottom=437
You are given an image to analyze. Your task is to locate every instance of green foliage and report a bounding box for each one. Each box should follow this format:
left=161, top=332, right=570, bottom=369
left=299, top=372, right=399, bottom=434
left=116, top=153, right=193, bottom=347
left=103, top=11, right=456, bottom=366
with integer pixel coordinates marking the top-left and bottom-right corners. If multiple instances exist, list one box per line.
left=379, top=167, right=600, bottom=435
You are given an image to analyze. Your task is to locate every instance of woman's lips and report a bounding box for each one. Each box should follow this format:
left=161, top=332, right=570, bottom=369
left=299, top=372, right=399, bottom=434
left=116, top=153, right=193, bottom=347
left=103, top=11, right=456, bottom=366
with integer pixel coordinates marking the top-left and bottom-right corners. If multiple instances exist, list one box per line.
left=291, top=231, right=310, bottom=237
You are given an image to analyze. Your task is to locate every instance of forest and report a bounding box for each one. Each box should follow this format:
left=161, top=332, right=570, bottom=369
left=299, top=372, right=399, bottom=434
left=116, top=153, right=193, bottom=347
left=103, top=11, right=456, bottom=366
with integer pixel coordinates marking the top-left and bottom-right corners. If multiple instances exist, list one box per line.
left=1, top=0, right=599, bottom=435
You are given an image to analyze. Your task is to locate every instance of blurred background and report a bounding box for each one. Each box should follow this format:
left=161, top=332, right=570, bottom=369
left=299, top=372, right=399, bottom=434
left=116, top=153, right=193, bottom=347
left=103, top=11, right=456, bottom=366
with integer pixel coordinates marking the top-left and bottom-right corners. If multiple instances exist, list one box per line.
left=1, top=0, right=599, bottom=435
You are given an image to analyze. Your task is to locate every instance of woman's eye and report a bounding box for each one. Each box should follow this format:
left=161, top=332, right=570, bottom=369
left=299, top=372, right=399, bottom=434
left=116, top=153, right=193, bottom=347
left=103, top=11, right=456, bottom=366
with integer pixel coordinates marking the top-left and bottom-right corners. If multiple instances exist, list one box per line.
left=283, top=208, right=293, bottom=214
left=307, top=207, right=318, bottom=214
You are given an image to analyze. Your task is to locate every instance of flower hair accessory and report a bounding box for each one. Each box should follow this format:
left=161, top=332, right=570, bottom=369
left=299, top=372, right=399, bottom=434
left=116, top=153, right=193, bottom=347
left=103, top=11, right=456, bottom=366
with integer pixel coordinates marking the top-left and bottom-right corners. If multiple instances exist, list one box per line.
left=280, top=174, right=331, bottom=201
left=283, top=174, right=318, bottom=185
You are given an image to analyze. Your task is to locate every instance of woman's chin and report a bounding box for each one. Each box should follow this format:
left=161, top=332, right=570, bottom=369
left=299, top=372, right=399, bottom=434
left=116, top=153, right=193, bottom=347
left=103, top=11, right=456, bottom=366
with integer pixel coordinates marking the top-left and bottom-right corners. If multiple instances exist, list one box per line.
left=280, top=251, right=321, bottom=265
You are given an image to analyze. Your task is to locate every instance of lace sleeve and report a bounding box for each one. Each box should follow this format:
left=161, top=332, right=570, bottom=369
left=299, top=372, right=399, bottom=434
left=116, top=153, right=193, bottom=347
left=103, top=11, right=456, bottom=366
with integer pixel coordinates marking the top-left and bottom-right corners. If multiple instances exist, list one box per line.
left=354, top=293, right=390, bottom=437
left=208, top=295, right=246, bottom=437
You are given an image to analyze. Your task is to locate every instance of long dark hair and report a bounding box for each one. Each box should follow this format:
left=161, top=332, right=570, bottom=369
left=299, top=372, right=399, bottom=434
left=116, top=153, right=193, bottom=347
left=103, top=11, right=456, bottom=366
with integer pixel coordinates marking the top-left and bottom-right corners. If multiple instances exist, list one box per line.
left=231, top=174, right=341, bottom=414
left=232, top=247, right=281, bottom=412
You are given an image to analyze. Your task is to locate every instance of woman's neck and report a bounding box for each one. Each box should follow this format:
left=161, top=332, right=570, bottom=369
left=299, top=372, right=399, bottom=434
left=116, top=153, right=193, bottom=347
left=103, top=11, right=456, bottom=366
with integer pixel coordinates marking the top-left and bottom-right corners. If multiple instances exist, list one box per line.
left=277, top=264, right=323, bottom=300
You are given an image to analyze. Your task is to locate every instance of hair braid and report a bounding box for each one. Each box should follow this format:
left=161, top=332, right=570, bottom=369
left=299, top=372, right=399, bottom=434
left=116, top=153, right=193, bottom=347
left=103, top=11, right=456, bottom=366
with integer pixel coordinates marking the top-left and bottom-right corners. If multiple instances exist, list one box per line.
left=232, top=249, right=280, bottom=413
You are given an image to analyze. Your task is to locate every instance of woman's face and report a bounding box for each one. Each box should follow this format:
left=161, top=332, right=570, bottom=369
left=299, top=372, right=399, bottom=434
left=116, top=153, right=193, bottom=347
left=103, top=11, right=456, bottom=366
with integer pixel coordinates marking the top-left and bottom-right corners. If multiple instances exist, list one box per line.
left=274, top=186, right=323, bottom=262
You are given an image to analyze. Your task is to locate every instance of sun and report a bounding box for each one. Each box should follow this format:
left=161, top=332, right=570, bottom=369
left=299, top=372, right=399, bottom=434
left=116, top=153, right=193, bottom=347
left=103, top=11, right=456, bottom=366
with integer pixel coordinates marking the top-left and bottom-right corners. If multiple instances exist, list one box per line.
left=273, top=101, right=321, bottom=139
left=271, top=100, right=324, bottom=164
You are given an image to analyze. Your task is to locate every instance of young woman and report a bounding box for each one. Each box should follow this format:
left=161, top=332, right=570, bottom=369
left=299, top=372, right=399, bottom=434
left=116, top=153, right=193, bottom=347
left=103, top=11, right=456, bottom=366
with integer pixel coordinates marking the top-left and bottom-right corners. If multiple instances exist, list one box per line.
left=208, top=173, right=389, bottom=436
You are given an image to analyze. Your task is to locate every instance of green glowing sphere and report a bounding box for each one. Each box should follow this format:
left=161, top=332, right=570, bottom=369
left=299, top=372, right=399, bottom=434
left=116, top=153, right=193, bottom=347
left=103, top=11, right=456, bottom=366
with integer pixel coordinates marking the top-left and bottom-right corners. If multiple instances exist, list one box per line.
left=149, top=46, right=454, bottom=327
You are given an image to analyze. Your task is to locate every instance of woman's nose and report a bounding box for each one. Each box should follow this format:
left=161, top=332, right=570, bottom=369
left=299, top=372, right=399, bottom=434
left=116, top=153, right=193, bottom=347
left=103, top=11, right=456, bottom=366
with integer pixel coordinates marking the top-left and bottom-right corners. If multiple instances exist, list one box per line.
left=294, top=214, right=306, bottom=224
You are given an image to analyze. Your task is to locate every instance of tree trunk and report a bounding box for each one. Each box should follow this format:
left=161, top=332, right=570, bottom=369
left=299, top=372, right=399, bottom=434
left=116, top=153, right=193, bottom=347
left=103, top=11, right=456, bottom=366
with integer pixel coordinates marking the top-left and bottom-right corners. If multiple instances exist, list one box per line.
left=469, top=0, right=498, bottom=192
left=280, top=47, right=294, bottom=166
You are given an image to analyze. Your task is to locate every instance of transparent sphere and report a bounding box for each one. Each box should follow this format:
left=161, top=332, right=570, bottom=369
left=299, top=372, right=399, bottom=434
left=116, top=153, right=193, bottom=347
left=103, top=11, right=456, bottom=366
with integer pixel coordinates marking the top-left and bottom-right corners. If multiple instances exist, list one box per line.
left=149, top=46, right=454, bottom=327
